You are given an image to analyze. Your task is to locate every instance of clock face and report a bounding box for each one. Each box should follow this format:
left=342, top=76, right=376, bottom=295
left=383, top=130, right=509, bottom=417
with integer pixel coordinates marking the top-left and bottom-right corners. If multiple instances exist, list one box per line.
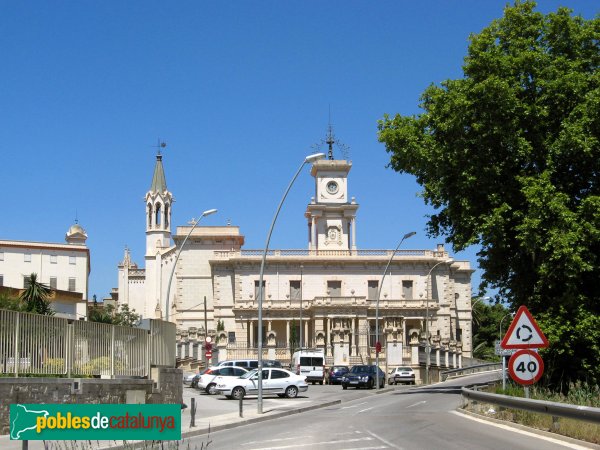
left=326, top=180, right=339, bottom=194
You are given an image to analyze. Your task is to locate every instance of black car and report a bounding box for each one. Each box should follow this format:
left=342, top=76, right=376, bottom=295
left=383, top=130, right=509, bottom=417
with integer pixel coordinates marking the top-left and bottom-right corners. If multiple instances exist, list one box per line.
left=328, top=365, right=350, bottom=385
left=341, top=365, right=385, bottom=389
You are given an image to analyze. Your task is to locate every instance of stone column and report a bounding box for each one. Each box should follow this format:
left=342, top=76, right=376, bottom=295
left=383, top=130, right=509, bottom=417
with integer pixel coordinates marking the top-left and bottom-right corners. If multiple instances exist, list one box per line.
left=351, top=217, right=357, bottom=250
left=304, top=321, right=309, bottom=347
left=249, top=320, right=254, bottom=348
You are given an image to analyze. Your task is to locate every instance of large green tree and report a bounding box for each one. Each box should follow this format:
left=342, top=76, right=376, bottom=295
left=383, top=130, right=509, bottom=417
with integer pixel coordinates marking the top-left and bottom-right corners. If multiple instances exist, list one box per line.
left=378, top=1, right=600, bottom=386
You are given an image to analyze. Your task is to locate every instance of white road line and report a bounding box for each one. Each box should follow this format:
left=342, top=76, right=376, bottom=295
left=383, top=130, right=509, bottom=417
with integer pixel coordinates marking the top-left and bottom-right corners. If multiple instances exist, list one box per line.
left=358, top=407, right=375, bottom=413
left=449, top=411, right=591, bottom=450
left=248, top=437, right=374, bottom=450
left=406, top=401, right=426, bottom=408
left=338, top=447, right=387, bottom=450
left=365, top=429, right=404, bottom=450
left=341, top=401, right=368, bottom=409
left=245, top=437, right=297, bottom=445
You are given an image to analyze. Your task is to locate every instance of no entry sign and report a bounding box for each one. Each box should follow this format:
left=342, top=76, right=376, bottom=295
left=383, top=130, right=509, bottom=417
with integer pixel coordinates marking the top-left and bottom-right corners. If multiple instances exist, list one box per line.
left=508, top=349, right=544, bottom=385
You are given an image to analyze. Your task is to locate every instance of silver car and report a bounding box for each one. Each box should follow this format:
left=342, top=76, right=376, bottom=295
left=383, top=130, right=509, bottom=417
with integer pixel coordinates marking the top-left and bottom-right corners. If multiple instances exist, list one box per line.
left=388, top=366, right=416, bottom=385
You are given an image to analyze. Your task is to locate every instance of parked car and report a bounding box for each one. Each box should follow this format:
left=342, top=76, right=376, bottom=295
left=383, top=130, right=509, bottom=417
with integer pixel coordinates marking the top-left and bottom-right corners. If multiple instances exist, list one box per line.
left=196, top=366, right=248, bottom=394
left=216, top=359, right=282, bottom=369
left=341, top=365, right=385, bottom=389
left=215, top=367, right=308, bottom=400
left=328, top=365, right=349, bottom=385
left=183, top=372, right=197, bottom=385
left=388, top=366, right=416, bottom=385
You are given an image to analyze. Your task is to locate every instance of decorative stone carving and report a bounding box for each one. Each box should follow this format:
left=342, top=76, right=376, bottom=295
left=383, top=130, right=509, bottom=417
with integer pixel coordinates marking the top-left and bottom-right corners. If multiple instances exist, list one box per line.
left=408, top=328, right=420, bottom=345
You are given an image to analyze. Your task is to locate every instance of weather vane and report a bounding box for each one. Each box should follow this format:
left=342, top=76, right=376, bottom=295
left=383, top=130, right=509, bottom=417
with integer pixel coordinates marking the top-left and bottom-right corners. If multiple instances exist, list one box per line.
left=311, top=107, right=349, bottom=160
left=153, top=139, right=167, bottom=155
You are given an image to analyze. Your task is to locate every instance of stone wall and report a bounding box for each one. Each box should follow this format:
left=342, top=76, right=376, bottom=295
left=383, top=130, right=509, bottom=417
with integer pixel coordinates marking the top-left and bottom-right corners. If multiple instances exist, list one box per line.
left=0, top=368, right=182, bottom=436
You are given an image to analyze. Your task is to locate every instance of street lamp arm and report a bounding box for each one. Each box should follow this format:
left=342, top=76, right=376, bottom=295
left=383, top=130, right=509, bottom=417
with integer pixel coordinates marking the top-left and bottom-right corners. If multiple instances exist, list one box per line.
left=165, top=208, right=217, bottom=322
left=374, top=230, right=416, bottom=390
left=257, top=152, right=325, bottom=414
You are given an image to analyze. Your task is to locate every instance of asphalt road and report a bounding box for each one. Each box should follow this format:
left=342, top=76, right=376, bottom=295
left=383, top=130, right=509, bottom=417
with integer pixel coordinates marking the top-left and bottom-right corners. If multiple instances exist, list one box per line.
left=184, top=373, right=588, bottom=450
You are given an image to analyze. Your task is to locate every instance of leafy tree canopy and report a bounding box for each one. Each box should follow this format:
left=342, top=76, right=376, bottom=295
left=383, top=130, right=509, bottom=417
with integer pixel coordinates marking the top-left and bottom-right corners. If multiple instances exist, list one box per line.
left=378, top=1, right=600, bottom=386
left=89, top=303, right=141, bottom=327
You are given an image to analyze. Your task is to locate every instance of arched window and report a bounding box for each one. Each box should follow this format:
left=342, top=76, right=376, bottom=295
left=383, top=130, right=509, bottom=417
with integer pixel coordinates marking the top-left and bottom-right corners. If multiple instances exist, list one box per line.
left=164, top=204, right=169, bottom=228
left=155, top=203, right=162, bottom=227
left=147, top=203, right=153, bottom=228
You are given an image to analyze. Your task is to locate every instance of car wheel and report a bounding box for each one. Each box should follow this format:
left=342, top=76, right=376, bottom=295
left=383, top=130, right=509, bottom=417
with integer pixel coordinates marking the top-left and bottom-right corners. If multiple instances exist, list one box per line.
left=231, top=386, right=245, bottom=401
left=367, top=378, right=374, bottom=389
left=319, top=381, right=323, bottom=385
left=285, top=386, right=299, bottom=398
left=342, top=384, right=347, bottom=390
left=206, top=383, right=217, bottom=395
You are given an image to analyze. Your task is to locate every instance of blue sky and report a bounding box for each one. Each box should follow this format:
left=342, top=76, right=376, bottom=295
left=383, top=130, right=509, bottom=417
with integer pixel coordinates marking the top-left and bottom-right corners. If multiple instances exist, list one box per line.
left=2, top=1, right=596, bottom=301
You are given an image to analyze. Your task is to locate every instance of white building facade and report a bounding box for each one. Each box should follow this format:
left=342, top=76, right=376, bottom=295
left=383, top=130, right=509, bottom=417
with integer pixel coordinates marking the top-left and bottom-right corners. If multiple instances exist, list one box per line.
left=117, top=152, right=474, bottom=378
left=0, top=224, right=90, bottom=319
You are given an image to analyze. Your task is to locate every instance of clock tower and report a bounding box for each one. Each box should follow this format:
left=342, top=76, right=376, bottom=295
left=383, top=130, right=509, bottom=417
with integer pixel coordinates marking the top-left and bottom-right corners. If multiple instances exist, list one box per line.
left=305, top=159, right=359, bottom=251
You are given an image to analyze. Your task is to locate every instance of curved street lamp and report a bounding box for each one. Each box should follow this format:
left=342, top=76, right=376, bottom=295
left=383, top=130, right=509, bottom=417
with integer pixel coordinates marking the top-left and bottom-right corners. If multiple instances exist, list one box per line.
left=374, top=231, right=416, bottom=390
left=424, top=258, right=453, bottom=385
left=257, top=152, right=325, bottom=414
left=164, top=208, right=218, bottom=322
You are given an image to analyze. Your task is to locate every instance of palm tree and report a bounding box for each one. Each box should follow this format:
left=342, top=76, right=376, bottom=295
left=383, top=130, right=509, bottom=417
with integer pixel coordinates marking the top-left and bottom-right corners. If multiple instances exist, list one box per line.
left=19, top=273, right=54, bottom=315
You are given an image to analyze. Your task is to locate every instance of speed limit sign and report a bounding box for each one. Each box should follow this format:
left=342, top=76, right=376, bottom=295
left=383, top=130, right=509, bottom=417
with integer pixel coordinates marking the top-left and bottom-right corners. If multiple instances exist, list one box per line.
left=508, top=349, right=544, bottom=385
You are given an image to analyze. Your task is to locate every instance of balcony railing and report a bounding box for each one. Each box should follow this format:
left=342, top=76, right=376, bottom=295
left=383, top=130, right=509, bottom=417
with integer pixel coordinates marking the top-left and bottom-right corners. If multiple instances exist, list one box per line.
left=213, top=249, right=447, bottom=258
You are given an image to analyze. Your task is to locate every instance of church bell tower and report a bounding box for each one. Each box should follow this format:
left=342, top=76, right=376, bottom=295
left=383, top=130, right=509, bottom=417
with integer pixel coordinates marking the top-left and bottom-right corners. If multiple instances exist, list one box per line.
left=146, top=146, right=173, bottom=257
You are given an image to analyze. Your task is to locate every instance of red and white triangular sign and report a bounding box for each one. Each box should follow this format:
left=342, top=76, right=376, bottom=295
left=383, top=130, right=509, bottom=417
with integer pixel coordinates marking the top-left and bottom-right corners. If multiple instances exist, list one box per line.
left=501, top=305, right=549, bottom=349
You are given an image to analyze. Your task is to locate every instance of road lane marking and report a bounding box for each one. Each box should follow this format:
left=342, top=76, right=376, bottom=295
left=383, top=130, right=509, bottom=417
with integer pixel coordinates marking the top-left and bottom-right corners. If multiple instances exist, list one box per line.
left=341, top=401, right=368, bottom=409
left=449, top=411, right=591, bottom=450
left=247, top=436, right=374, bottom=450
left=358, top=407, right=375, bottom=413
left=365, top=429, right=404, bottom=449
left=406, top=401, right=426, bottom=408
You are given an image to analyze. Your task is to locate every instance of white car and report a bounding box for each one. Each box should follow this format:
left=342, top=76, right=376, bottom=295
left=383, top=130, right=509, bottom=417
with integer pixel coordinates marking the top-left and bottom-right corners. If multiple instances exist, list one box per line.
left=197, top=366, right=248, bottom=394
left=183, top=372, right=197, bottom=385
left=216, top=367, right=308, bottom=400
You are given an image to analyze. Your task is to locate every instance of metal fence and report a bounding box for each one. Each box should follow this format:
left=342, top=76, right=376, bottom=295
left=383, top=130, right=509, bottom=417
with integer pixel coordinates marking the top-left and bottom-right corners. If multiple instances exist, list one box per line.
left=0, top=309, right=175, bottom=378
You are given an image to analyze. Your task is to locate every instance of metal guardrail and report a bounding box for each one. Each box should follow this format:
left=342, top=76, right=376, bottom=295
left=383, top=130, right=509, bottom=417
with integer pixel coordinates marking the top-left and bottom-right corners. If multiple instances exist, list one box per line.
left=441, top=363, right=502, bottom=381
left=461, top=387, right=600, bottom=424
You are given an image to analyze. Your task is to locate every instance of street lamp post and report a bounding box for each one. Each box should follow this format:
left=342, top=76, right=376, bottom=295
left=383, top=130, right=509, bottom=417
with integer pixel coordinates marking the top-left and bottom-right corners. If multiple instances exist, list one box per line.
left=499, top=311, right=514, bottom=391
left=164, top=208, right=218, bottom=322
left=299, top=264, right=303, bottom=350
left=374, top=231, right=416, bottom=390
left=257, top=152, right=325, bottom=414
left=424, top=258, right=454, bottom=385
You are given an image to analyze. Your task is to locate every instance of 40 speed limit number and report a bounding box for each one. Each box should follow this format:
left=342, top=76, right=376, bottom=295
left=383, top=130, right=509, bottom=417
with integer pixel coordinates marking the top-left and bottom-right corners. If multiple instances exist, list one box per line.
left=508, top=349, right=544, bottom=385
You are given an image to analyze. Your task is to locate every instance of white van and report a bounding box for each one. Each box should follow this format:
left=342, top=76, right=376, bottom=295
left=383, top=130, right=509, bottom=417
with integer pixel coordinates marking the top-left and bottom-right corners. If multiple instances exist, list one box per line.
left=291, top=349, right=324, bottom=385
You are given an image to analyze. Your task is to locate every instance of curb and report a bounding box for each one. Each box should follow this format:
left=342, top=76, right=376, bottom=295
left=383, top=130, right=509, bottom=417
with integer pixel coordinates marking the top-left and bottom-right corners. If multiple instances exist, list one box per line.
left=455, top=408, right=600, bottom=449
left=181, top=399, right=342, bottom=439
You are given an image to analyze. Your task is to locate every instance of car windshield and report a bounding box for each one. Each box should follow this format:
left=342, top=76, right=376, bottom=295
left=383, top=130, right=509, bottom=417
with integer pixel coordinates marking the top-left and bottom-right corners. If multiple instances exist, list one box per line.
left=350, top=366, right=372, bottom=373
left=398, top=367, right=412, bottom=371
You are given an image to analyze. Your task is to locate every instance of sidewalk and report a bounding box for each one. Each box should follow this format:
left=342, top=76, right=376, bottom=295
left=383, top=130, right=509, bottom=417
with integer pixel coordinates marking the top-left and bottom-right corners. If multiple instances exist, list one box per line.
left=0, top=397, right=341, bottom=450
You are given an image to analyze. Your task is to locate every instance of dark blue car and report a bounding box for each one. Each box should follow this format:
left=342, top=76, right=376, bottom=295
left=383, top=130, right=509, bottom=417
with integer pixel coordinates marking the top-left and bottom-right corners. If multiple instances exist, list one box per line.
left=328, top=365, right=349, bottom=385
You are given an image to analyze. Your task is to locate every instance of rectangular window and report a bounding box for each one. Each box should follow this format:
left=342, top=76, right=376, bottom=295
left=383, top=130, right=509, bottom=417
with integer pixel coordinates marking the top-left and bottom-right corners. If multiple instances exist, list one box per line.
left=24, top=253, right=31, bottom=263
left=456, top=328, right=462, bottom=342
left=50, top=254, right=57, bottom=264
left=254, top=280, right=265, bottom=300
left=69, top=256, right=76, bottom=265
left=367, top=280, right=379, bottom=300
left=402, top=280, right=413, bottom=299
left=0, top=251, right=4, bottom=261
left=68, top=278, right=76, bottom=292
left=228, top=332, right=236, bottom=344
left=49, top=277, right=57, bottom=289
left=24, top=276, right=31, bottom=288
left=289, top=280, right=301, bottom=300
left=327, top=280, right=341, bottom=297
